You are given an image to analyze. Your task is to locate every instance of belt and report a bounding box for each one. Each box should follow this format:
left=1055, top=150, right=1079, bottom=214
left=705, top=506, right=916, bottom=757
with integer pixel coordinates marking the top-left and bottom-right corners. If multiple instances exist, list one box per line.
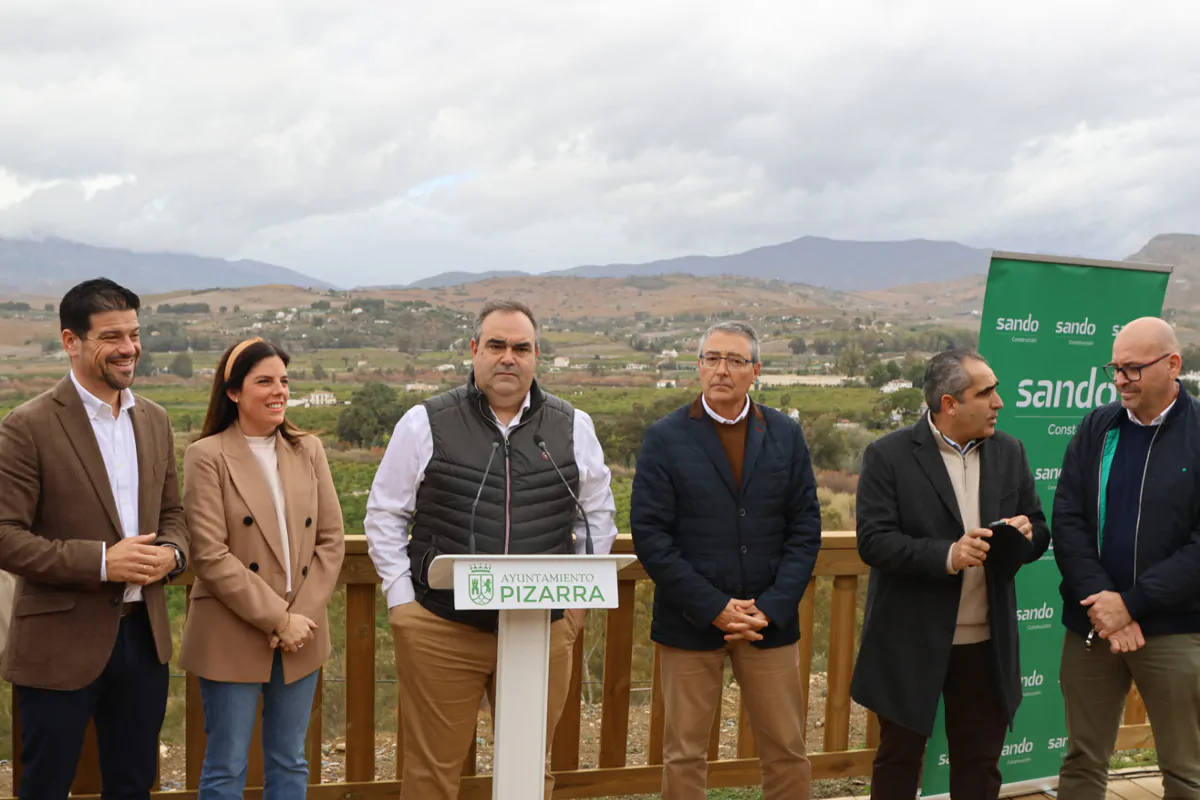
left=119, top=602, right=146, bottom=617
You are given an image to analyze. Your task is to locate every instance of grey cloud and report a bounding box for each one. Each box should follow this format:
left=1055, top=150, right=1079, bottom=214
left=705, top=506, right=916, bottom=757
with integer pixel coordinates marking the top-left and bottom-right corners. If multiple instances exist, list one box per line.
left=2, top=0, right=1200, bottom=284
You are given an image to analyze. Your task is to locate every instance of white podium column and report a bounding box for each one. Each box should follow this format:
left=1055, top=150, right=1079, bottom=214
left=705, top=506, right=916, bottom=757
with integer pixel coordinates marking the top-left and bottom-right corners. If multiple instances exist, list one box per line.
left=492, top=608, right=553, bottom=798
left=428, top=554, right=633, bottom=799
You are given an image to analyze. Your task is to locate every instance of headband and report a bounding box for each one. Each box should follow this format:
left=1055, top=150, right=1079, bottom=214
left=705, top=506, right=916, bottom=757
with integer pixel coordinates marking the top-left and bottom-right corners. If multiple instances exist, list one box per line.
left=224, top=337, right=264, bottom=382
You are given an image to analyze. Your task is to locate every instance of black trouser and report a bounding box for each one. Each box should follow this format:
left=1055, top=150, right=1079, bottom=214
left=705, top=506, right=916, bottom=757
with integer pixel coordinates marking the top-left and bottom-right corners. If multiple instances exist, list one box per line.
left=870, top=641, right=1009, bottom=800
left=16, top=605, right=169, bottom=800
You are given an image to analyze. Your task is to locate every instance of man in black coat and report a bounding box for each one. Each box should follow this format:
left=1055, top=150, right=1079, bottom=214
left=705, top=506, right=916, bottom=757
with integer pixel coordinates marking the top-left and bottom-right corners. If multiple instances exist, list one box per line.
left=632, top=321, right=822, bottom=800
left=851, top=350, right=1049, bottom=799
left=1054, top=317, right=1200, bottom=798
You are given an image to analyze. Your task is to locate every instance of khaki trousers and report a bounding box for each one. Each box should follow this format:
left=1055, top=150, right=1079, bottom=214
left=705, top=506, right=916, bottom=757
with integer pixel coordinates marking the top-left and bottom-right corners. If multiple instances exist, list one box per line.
left=1059, top=629, right=1200, bottom=800
left=390, top=601, right=579, bottom=800
left=660, top=641, right=811, bottom=800
left=0, top=569, right=14, bottom=653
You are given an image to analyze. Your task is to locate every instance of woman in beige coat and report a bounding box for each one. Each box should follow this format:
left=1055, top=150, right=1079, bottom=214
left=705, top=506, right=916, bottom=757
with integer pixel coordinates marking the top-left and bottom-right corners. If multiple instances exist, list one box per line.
left=180, top=338, right=344, bottom=799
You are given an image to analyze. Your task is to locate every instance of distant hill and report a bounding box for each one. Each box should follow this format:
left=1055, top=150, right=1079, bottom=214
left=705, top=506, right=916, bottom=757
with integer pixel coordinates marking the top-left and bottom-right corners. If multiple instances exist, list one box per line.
left=1126, top=233, right=1200, bottom=311
left=553, top=236, right=993, bottom=290
left=1127, top=233, right=1200, bottom=266
left=366, top=270, right=529, bottom=290
left=0, top=237, right=333, bottom=295
left=344, top=272, right=858, bottom=321
left=397, top=236, right=993, bottom=292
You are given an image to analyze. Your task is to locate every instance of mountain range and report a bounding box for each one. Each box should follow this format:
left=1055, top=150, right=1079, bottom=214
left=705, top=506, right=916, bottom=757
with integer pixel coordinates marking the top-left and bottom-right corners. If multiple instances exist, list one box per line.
left=392, top=237, right=995, bottom=291
left=3, top=232, right=1200, bottom=303
left=0, top=237, right=333, bottom=295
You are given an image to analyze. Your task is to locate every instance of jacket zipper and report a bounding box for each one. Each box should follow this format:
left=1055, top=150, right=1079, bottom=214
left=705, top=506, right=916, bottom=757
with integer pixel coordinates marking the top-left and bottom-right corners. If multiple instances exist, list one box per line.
left=1095, top=420, right=1162, bottom=581
left=1130, top=426, right=1162, bottom=580
left=503, top=436, right=512, bottom=554
left=1095, top=455, right=1103, bottom=553
left=479, top=391, right=529, bottom=556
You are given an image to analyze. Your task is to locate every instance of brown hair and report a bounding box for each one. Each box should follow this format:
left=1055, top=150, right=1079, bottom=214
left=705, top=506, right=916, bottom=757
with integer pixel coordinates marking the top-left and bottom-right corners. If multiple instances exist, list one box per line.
left=199, top=339, right=306, bottom=443
left=473, top=299, right=538, bottom=344
left=59, top=277, right=140, bottom=338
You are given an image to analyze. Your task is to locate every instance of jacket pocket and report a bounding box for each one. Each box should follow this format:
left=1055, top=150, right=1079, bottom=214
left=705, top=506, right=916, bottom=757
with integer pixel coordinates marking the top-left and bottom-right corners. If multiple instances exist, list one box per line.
left=13, top=591, right=77, bottom=617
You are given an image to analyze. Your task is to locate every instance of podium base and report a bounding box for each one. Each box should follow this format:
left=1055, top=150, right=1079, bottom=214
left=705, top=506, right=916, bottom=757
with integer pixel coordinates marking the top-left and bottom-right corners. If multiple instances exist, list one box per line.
left=426, top=553, right=634, bottom=798
left=492, top=608, right=552, bottom=799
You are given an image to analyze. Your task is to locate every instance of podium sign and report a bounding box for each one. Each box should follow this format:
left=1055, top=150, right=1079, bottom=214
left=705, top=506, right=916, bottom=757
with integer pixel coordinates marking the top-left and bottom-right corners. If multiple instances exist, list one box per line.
left=428, top=554, right=634, bottom=799
left=918, top=251, right=1172, bottom=797
left=453, top=557, right=620, bottom=610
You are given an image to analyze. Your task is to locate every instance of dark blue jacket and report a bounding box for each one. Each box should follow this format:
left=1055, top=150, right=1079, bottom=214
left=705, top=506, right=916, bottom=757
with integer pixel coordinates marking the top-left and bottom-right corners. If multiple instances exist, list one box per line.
left=1053, top=383, right=1200, bottom=637
left=630, top=397, right=822, bottom=651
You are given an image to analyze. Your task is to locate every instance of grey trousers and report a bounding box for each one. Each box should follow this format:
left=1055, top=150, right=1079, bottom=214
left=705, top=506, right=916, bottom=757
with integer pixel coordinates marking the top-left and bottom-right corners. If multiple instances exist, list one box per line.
left=1059, top=629, right=1200, bottom=800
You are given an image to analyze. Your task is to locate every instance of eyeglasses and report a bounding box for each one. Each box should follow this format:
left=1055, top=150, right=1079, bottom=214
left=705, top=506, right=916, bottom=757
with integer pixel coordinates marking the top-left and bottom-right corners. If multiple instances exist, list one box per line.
left=1103, top=353, right=1171, bottom=382
left=700, top=352, right=755, bottom=371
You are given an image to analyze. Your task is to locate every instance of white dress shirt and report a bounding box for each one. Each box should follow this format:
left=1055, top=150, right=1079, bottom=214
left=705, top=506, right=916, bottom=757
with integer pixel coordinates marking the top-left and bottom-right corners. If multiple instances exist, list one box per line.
left=246, top=435, right=293, bottom=594
left=1127, top=397, right=1176, bottom=427
left=365, top=390, right=619, bottom=608
left=701, top=393, right=751, bottom=425
left=71, top=372, right=143, bottom=603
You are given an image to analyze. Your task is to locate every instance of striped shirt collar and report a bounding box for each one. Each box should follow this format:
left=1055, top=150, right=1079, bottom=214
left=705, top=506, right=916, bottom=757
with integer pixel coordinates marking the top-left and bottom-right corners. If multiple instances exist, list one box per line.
left=928, top=413, right=981, bottom=457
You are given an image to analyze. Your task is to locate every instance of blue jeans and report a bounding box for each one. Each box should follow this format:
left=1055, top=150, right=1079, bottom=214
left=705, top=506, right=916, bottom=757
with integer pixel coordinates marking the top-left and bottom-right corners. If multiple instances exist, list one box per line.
left=198, top=651, right=320, bottom=800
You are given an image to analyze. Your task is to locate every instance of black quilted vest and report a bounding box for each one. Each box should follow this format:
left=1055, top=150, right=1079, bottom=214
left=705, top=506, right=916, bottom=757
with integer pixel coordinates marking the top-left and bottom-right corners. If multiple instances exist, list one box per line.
left=409, top=377, right=579, bottom=630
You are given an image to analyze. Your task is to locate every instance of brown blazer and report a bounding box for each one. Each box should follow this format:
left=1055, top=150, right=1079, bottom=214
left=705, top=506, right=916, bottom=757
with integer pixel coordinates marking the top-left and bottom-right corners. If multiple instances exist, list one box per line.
left=0, top=376, right=188, bottom=691
left=179, top=424, right=344, bottom=684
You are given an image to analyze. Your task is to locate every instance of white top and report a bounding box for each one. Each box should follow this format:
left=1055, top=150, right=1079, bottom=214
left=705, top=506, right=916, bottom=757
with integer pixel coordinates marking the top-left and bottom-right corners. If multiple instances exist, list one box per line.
left=1127, top=397, right=1176, bottom=427
left=245, top=435, right=293, bottom=593
left=71, top=371, right=142, bottom=603
left=701, top=393, right=751, bottom=425
left=365, top=391, right=619, bottom=608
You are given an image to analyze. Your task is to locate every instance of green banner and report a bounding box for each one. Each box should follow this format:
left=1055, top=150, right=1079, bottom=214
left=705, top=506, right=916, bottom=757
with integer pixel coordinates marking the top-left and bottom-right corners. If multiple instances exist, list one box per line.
left=919, top=251, right=1171, bottom=797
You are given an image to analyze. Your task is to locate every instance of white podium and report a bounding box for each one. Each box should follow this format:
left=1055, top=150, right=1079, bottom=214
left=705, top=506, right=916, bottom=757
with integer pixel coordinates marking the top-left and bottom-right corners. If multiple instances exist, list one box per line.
left=428, top=553, right=635, bottom=799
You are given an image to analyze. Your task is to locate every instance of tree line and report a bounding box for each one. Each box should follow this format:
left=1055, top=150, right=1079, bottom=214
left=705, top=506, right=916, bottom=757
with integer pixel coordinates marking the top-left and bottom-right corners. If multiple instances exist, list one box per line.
left=331, top=381, right=887, bottom=477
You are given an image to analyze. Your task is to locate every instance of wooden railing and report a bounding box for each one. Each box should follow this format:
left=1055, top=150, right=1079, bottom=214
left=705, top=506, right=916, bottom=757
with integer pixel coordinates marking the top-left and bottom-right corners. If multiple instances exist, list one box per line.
left=8, top=533, right=1153, bottom=798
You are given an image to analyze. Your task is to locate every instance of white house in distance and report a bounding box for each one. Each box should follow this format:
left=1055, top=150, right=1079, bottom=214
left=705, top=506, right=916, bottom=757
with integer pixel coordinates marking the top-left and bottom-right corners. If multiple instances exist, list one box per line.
left=434, top=363, right=456, bottom=373
left=880, top=379, right=914, bottom=394
left=287, top=390, right=338, bottom=408
left=756, top=374, right=846, bottom=388
left=553, top=356, right=570, bottom=368
left=656, top=379, right=677, bottom=389
left=660, top=348, right=679, bottom=359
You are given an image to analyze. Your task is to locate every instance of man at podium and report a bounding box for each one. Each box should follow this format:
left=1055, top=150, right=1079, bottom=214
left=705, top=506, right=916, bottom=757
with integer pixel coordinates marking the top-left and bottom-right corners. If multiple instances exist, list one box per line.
left=365, top=299, right=618, bottom=800
left=632, top=321, right=821, bottom=800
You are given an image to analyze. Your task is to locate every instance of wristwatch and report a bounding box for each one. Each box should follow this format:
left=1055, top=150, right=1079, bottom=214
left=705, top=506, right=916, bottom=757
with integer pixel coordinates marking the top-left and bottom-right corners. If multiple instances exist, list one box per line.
left=166, top=544, right=185, bottom=576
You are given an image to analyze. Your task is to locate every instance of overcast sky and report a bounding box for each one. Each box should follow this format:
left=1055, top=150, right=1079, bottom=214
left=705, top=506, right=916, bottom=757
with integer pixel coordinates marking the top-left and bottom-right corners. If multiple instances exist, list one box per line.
left=2, top=1, right=1199, bottom=286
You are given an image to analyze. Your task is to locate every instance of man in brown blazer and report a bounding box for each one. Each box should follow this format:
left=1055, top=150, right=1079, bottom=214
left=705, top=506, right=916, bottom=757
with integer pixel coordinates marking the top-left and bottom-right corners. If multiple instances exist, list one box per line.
left=0, top=278, right=189, bottom=800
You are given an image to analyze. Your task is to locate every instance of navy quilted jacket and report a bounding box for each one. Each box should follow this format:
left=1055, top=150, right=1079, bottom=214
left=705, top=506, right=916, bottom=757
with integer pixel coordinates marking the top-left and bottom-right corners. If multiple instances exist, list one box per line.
left=630, top=397, right=822, bottom=651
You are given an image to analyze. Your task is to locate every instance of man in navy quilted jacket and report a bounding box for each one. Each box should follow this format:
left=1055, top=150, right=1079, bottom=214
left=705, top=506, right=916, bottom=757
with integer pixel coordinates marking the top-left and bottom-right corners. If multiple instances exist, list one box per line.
left=631, top=321, right=822, bottom=800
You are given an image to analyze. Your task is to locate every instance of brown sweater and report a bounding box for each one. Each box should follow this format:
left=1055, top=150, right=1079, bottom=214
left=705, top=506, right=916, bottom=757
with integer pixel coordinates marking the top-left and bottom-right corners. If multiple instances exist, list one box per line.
left=714, top=415, right=750, bottom=487
left=690, top=394, right=751, bottom=485
left=929, top=415, right=990, bottom=645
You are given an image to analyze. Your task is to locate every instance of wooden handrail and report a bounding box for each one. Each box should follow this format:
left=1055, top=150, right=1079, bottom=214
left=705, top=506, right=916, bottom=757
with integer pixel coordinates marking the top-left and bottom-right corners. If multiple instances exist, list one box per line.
left=7, top=532, right=1152, bottom=798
